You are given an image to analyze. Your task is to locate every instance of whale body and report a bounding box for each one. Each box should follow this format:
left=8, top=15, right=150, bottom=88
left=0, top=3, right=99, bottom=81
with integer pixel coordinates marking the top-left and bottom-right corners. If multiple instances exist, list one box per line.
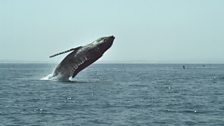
left=49, top=36, right=115, bottom=81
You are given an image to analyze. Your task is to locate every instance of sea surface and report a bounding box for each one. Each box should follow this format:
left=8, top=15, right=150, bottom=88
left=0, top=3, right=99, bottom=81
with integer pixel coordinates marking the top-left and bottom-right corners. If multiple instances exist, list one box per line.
left=0, top=63, right=224, bottom=126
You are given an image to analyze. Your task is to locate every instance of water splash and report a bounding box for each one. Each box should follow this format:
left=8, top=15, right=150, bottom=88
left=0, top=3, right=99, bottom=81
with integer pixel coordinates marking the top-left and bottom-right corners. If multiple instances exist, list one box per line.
left=40, top=73, right=54, bottom=80
left=40, top=73, right=71, bottom=81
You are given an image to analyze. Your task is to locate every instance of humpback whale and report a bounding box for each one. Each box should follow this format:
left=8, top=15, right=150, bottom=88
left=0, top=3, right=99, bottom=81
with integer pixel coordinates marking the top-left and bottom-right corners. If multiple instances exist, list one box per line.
left=49, top=36, right=115, bottom=81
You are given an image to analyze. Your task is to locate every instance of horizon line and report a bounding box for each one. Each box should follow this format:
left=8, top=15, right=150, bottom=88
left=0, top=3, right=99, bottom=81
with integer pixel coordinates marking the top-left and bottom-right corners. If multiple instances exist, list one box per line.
left=0, top=59, right=224, bottom=64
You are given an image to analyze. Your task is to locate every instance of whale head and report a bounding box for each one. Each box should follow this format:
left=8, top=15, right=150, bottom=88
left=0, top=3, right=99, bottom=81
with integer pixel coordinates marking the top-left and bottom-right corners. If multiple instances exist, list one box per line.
left=93, top=35, right=115, bottom=53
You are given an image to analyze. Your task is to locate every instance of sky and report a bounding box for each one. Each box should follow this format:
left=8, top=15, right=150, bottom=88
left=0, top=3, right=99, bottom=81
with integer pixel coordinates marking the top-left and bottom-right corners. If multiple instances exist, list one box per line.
left=0, top=0, right=224, bottom=63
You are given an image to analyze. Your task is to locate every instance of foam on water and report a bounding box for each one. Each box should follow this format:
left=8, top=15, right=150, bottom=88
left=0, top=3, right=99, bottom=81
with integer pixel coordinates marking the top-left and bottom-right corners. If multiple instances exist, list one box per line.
left=40, top=73, right=66, bottom=81
left=40, top=73, right=54, bottom=80
left=41, top=73, right=73, bottom=82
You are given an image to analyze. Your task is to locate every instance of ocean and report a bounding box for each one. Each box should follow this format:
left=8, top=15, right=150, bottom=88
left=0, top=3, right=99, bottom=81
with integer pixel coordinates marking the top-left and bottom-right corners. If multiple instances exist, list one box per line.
left=0, top=63, right=224, bottom=126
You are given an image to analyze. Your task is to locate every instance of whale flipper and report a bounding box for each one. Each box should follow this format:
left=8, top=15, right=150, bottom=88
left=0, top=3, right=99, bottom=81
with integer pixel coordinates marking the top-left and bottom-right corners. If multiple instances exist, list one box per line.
left=49, top=46, right=82, bottom=58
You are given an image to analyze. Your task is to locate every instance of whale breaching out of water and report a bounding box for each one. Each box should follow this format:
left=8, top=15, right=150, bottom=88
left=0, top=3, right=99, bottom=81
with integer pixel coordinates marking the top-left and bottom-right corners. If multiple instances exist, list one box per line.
left=48, top=36, right=115, bottom=81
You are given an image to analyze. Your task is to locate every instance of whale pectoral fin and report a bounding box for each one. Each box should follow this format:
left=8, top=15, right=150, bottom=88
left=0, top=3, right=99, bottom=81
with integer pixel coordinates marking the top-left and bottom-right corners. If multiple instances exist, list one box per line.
left=71, top=46, right=82, bottom=53
left=49, top=46, right=82, bottom=58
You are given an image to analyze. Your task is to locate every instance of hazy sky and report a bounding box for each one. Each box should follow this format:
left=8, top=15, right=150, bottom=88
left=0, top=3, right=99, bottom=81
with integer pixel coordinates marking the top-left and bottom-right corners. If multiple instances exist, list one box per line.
left=1, top=0, right=224, bottom=63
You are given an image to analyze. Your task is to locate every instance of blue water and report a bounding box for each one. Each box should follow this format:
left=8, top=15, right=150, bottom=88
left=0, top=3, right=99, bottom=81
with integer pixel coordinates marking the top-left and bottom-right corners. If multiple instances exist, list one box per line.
left=0, top=63, right=224, bottom=126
